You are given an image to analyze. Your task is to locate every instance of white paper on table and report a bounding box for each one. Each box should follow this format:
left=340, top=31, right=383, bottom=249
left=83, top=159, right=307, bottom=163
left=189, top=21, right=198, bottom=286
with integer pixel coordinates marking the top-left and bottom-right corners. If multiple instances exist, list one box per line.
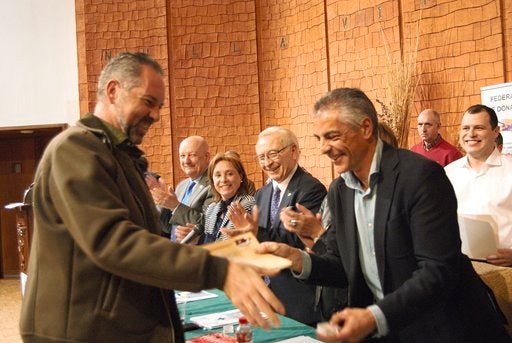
left=458, top=214, right=498, bottom=261
left=190, top=309, right=242, bottom=329
left=176, top=290, right=218, bottom=304
left=274, top=336, right=323, bottom=343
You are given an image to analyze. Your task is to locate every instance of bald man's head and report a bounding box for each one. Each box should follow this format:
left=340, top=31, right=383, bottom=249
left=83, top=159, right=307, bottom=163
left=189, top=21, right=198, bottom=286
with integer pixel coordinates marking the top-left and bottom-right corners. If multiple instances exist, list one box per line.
left=179, top=136, right=210, bottom=179
left=417, top=109, right=441, bottom=144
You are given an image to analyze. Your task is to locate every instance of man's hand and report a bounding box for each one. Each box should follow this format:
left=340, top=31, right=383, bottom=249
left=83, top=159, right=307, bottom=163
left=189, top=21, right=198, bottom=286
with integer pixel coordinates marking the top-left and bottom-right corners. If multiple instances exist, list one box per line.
left=146, top=176, right=180, bottom=209
left=175, top=224, right=198, bottom=243
left=223, top=262, right=285, bottom=329
left=226, top=203, right=259, bottom=236
left=487, top=248, right=512, bottom=267
left=257, top=241, right=304, bottom=273
left=280, top=203, right=325, bottom=249
left=316, top=308, right=377, bottom=343
left=144, top=174, right=160, bottom=189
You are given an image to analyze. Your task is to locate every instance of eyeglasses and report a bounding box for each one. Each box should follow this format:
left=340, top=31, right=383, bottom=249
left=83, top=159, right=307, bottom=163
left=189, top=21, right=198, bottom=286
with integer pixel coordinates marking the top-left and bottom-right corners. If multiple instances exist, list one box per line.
left=255, top=145, right=292, bottom=163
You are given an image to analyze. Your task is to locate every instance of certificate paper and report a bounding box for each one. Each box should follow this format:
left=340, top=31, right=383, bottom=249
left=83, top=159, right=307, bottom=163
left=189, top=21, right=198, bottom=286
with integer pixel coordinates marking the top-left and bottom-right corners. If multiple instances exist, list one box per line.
left=275, top=336, right=323, bottom=343
left=201, top=232, right=292, bottom=272
left=176, top=290, right=218, bottom=304
left=190, top=309, right=242, bottom=329
left=458, top=215, right=498, bottom=261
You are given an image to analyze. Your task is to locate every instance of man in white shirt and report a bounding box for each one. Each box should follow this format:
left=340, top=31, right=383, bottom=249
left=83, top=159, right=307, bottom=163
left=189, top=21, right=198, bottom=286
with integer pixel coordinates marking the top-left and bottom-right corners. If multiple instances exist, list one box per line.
left=445, top=104, right=512, bottom=266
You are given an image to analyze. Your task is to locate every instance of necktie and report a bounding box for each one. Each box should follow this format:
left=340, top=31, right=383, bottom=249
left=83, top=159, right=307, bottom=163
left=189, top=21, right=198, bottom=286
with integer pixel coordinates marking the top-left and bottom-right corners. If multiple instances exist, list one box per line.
left=181, top=180, right=196, bottom=206
left=264, top=184, right=281, bottom=286
left=270, top=183, right=281, bottom=227
left=171, top=180, right=196, bottom=241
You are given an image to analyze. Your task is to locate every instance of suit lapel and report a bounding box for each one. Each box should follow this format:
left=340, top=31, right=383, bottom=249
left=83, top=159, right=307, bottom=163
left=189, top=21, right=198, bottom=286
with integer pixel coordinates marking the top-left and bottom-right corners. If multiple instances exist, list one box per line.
left=175, top=179, right=187, bottom=200
left=258, top=167, right=303, bottom=230
left=373, top=146, right=399, bottom=286
left=337, top=180, right=375, bottom=305
left=274, top=167, right=304, bottom=230
left=189, top=183, right=204, bottom=205
left=185, top=172, right=209, bottom=205
left=219, top=207, right=230, bottom=229
left=258, top=183, right=273, bottom=228
left=280, top=168, right=302, bottom=209
left=338, top=182, right=358, bottom=273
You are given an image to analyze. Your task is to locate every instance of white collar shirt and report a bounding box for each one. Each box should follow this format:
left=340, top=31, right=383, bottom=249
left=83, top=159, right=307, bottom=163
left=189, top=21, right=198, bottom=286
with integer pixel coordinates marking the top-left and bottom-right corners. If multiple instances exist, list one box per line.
left=445, top=148, right=512, bottom=248
left=271, top=164, right=298, bottom=203
left=341, top=139, right=384, bottom=300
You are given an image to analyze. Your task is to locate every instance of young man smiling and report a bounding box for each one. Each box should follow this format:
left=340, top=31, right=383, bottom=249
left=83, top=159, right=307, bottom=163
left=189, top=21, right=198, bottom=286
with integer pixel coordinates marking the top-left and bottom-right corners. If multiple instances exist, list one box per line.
left=445, top=104, right=512, bottom=267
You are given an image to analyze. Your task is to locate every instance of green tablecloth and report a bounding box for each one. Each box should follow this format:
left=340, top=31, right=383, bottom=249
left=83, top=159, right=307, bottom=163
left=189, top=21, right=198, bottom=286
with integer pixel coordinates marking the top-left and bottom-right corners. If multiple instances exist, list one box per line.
left=183, top=289, right=316, bottom=342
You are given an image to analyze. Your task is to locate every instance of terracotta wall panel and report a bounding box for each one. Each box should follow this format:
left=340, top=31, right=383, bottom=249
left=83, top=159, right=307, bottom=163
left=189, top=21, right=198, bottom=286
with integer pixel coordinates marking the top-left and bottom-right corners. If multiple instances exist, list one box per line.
left=410, top=0, right=505, bottom=147
left=256, top=0, right=332, bottom=184
left=76, top=0, right=512, bottom=190
left=167, top=0, right=261, bottom=186
left=76, top=0, right=171, bottom=179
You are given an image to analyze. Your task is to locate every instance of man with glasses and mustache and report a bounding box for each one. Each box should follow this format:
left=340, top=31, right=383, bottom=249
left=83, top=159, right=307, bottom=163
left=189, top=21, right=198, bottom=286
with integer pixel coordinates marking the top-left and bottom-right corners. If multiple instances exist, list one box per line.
left=20, top=52, right=284, bottom=343
left=229, top=126, right=327, bottom=325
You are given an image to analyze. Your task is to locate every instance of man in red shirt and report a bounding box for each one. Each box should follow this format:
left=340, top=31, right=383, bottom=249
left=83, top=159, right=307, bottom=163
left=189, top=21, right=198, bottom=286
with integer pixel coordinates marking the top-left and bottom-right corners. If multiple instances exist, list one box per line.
left=410, top=109, right=462, bottom=166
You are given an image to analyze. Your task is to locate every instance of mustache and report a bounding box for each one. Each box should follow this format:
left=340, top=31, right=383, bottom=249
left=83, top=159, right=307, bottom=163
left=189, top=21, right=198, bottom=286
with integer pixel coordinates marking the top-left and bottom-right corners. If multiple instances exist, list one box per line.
left=126, top=114, right=154, bottom=140
left=124, top=114, right=154, bottom=131
left=139, top=114, right=155, bottom=126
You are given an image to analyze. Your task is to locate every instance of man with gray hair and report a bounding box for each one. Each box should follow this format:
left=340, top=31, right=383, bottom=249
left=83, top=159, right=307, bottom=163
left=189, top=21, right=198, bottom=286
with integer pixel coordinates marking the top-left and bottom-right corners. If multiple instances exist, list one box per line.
left=260, top=88, right=509, bottom=342
left=20, top=52, right=283, bottom=342
left=229, top=126, right=327, bottom=325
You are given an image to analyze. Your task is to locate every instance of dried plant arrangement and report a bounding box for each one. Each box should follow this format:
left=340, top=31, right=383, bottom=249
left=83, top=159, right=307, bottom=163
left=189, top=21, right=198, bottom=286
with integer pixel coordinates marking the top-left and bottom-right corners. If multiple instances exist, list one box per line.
left=376, top=22, right=421, bottom=148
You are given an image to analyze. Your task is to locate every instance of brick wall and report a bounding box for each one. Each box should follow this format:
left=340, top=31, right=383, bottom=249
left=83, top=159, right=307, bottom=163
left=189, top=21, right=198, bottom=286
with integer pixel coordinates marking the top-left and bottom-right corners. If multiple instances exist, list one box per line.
left=408, top=0, right=507, bottom=149
left=76, top=0, right=511, bottom=188
left=76, top=0, right=172, bottom=180
left=257, top=0, right=332, bottom=184
left=167, top=0, right=262, bottom=186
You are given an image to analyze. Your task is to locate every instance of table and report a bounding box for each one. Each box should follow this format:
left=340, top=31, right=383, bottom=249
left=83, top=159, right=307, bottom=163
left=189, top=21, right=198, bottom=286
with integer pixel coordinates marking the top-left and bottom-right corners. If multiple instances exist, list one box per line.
left=183, top=289, right=317, bottom=342
left=472, top=261, right=512, bottom=336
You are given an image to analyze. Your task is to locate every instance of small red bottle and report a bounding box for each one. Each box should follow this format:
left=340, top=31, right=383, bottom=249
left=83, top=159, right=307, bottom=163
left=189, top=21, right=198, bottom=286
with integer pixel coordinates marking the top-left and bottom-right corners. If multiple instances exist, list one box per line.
left=235, top=317, right=253, bottom=343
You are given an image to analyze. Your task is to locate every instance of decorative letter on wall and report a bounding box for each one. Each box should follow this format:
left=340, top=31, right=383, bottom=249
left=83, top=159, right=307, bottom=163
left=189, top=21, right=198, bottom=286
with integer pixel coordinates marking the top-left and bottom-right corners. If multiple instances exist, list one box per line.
left=278, top=37, right=288, bottom=50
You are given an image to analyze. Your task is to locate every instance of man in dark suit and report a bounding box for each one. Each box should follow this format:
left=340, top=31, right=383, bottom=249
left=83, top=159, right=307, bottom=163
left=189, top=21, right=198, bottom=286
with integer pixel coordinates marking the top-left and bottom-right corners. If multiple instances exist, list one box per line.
left=260, top=88, right=510, bottom=342
left=252, top=126, right=327, bottom=325
left=148, top=135, right=213, bottom=242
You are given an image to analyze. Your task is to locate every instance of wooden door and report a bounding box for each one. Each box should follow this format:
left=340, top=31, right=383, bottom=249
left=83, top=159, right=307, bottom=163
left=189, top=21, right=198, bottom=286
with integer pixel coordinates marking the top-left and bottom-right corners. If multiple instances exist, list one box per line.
left=0, top=125, right=66, bottom=277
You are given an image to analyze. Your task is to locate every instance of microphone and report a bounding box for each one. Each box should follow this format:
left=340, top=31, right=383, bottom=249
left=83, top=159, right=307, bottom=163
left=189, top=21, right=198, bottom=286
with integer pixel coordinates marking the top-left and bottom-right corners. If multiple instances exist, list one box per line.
left=180, top=225, right=204, bottom=244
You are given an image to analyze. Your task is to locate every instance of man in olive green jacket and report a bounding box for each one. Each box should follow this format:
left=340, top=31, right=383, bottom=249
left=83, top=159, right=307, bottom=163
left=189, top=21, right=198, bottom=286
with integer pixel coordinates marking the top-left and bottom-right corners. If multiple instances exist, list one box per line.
left=20, top=52, right=283, bottom=343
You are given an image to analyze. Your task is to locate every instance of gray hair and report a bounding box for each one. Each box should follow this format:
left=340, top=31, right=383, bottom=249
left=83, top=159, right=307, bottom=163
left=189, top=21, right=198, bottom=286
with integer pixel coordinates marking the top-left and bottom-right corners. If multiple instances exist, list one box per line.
left=313, top=88, right=379, bottom=138
left=97, top=52, right=163, bottom=99
left=258, top=126, right=299, bottom=149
